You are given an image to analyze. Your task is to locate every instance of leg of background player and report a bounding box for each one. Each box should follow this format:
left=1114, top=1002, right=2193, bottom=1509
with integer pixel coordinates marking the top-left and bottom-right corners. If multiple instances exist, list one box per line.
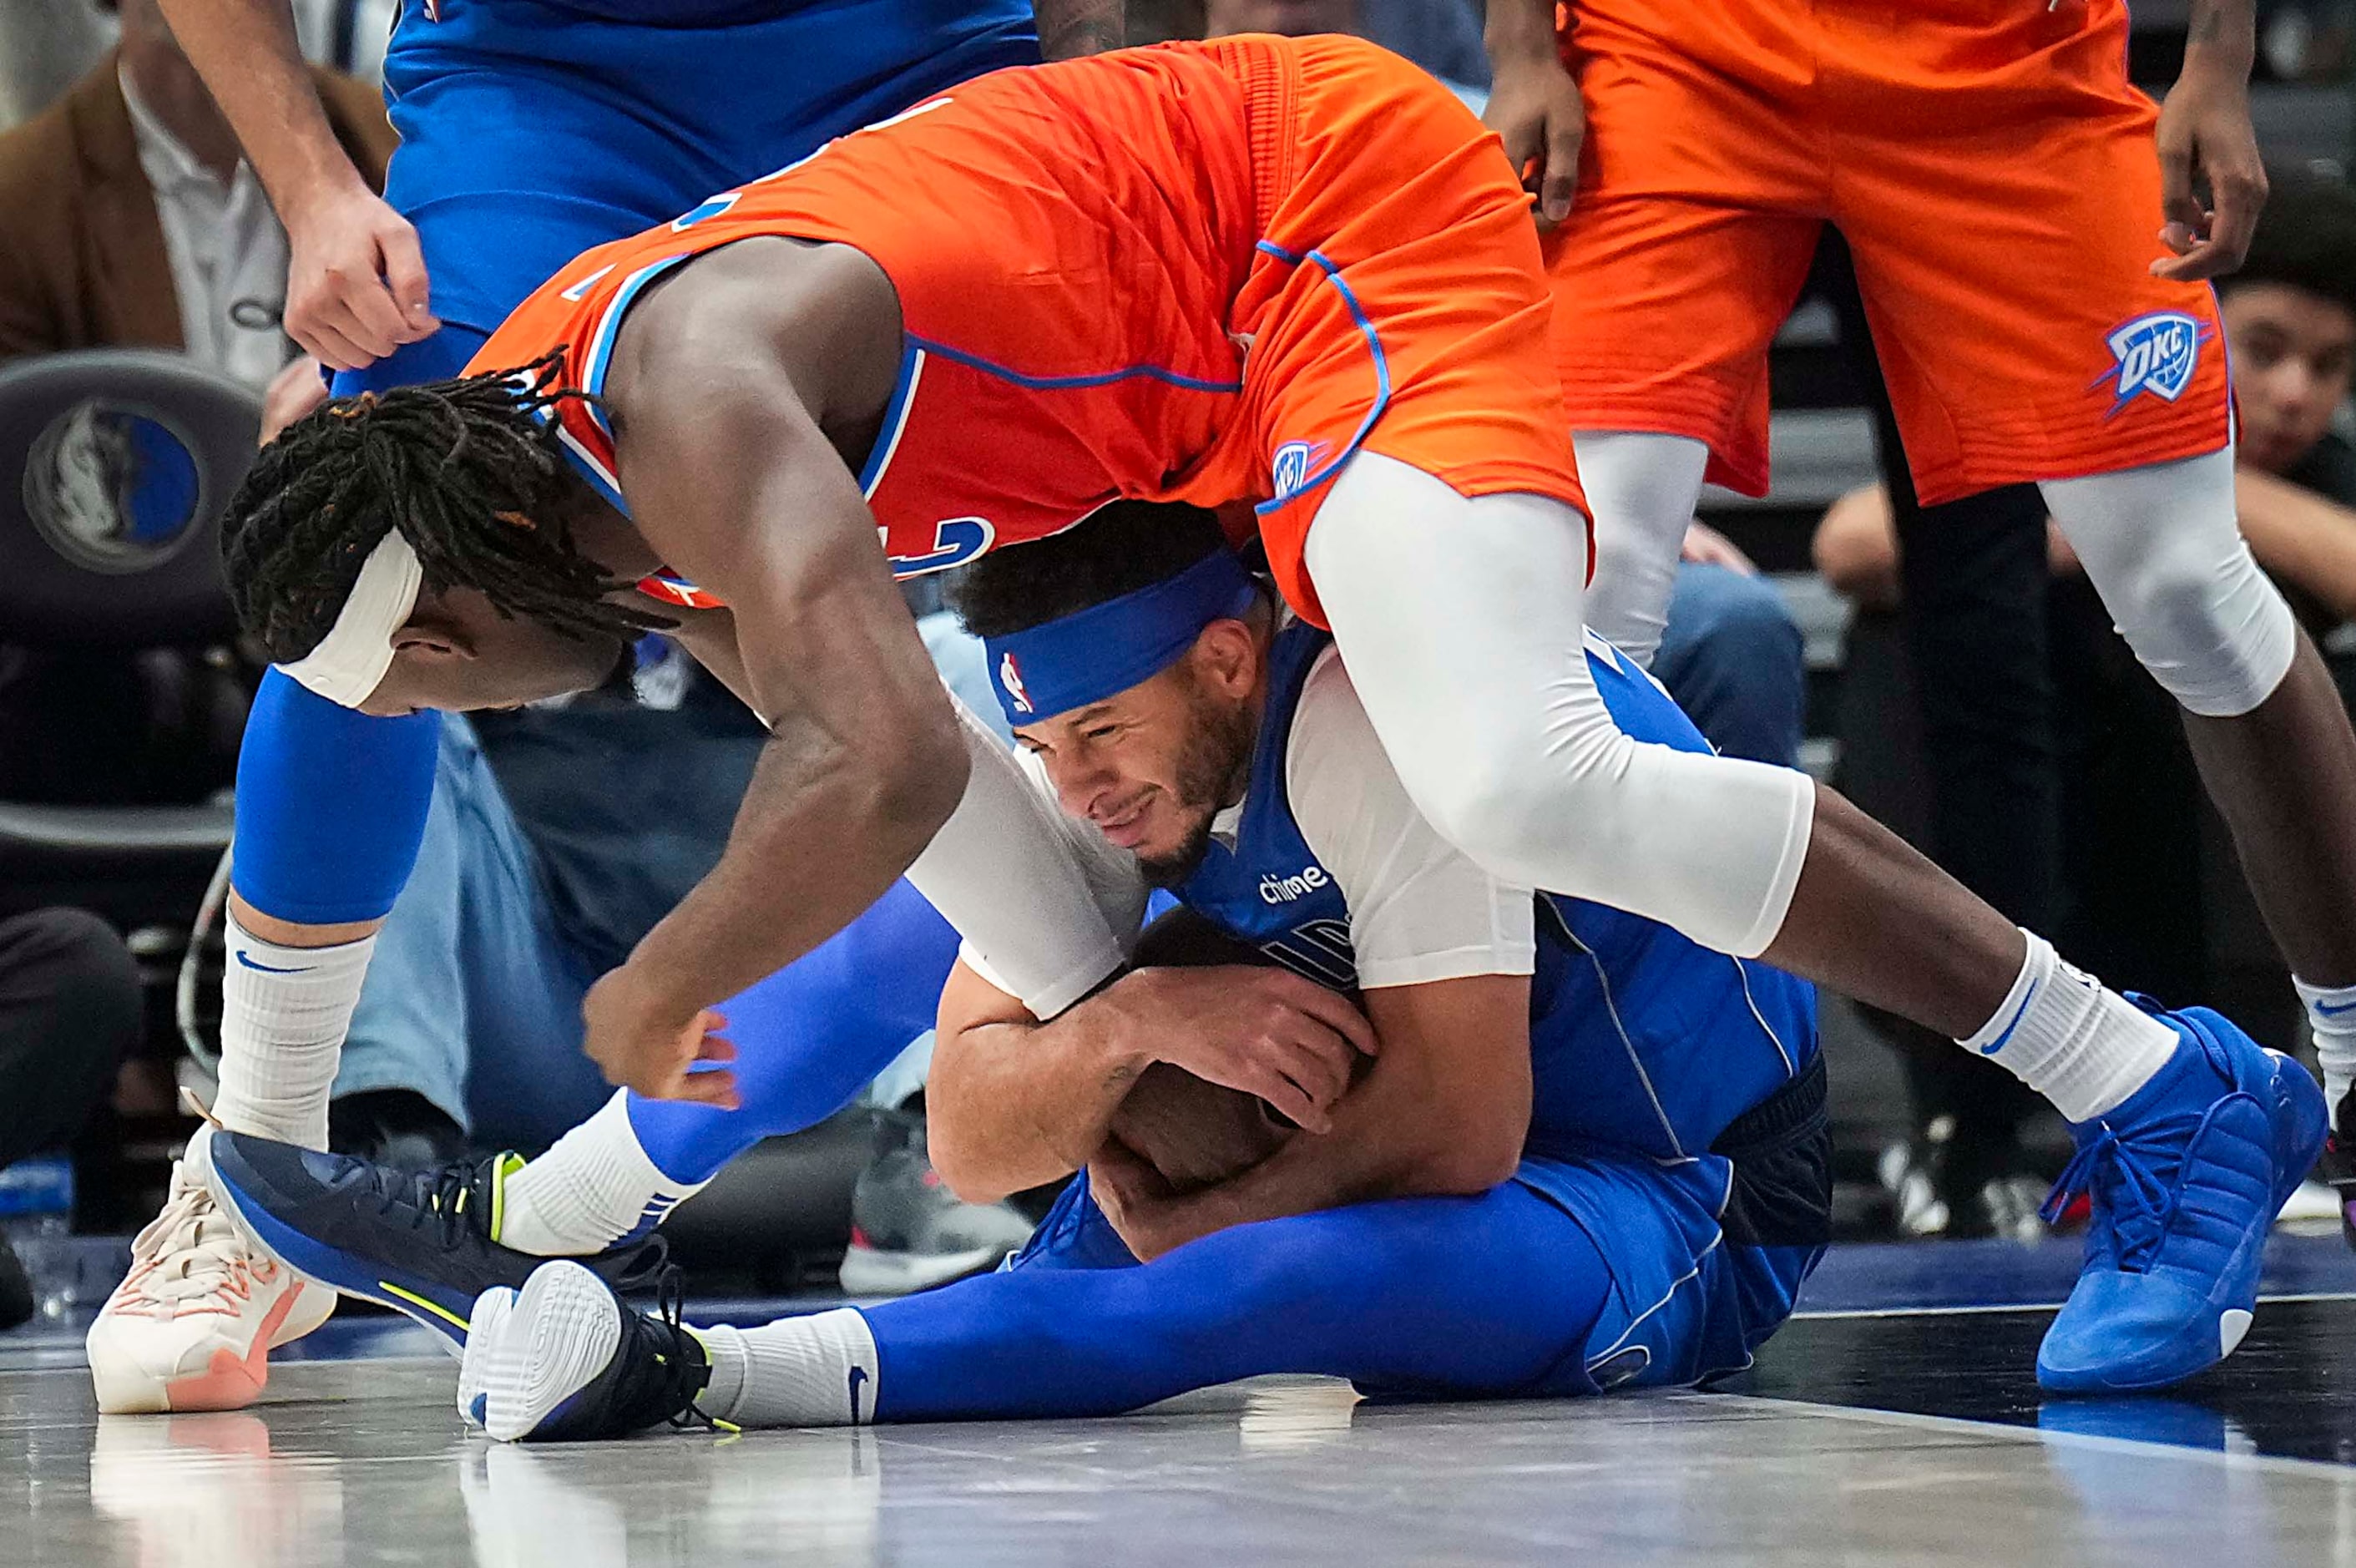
left=2044, top=450, right=2356, bottom=1096
left=695, top=1184, right=1611, bottom=1425
left=212, top=328, right=494, bottom=1154
left=1573, top=431, right=1711, bottom=669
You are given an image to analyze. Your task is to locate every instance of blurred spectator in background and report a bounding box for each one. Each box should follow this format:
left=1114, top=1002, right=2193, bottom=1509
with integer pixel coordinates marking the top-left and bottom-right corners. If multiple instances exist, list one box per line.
left=1199, top=0, right=1489, bottom=97
left=1816, top=169, right=2356, bottom=1234
left=0, top=911, right=144, bottom=1327
left=0, top=0, right=392, bottom=807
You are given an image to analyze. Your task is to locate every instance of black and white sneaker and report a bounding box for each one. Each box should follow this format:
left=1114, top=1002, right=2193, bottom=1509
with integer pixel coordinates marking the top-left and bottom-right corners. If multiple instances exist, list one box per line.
left=461, top=1261, right=717, bottom=1442
left=838, top=1105, right=1035, bottom=1296
left=208, top=1131, right=660, bottom=1351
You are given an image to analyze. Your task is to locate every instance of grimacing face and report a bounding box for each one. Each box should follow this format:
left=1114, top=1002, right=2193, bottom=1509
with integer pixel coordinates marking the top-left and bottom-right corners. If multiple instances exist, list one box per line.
left=1014, top=620, right=1264, bottom=886
left=355, top=584, right=629, bottom=718
left=2222, top=281, right=2356, bottom=477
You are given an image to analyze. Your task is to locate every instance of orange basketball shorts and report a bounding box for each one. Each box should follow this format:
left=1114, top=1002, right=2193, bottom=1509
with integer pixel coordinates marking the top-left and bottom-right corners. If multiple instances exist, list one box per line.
left=1545, top=0, right=2231, bottom=504
left=1181, top=37, right=1588, bottom=626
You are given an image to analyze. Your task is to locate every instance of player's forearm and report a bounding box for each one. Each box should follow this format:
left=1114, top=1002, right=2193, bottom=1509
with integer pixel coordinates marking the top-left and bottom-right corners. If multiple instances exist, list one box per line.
left=2182, top=0, right=2257, bottom=75
left=1485, top=0, right=1565, bottom=68
left=622, top=708, right=967, bottom=1019
left=1032, top=0, right=1122, bottom=59
left=930, top=989, right=1151, bottom=1204
left=153, top=0, right=369, bottom=213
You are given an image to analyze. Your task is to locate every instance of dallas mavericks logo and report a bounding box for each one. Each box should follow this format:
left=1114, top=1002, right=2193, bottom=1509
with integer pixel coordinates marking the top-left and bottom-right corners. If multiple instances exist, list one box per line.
left=999, top=652, right=1033, bottom=715
left=2095, top=311, right=2203, bottom=416
left=1271, top=441, right=1317, bottom=503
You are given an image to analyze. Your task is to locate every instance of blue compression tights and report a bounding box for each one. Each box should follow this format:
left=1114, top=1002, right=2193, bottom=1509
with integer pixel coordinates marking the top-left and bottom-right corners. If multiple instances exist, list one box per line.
left=861, top=1184, right=1613, bottom=1420
left=623, top=877, right=963, bottom=1184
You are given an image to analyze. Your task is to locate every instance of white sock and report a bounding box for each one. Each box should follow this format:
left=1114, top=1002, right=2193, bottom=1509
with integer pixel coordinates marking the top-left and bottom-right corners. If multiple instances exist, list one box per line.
left=697, top=1309, right=879, bottom=1428
left=2296, top=977, right=2356, bottom=1118
left=1959, top=931, right=2182, bottom=1122
left=497, top=1091, right=706, bottom=1256
left=210, top=913, right=376, bottom=1150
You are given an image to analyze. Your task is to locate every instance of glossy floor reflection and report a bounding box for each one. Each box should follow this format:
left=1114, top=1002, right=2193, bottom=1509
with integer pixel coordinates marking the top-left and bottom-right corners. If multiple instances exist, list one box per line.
left=13, top=1253, right=2356, bottom=1564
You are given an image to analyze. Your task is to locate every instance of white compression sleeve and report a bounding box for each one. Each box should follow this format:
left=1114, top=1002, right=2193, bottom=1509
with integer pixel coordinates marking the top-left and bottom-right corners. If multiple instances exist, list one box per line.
left=1570, top=430, right=1711, bottom=670
left=905, top=699, right=1128, bottom=1019
left=1301, top=452, right=1814, bottom=958
left=211, top=911, right=375, bottom=1150
left=2040, top=448, right=2297, bottom=718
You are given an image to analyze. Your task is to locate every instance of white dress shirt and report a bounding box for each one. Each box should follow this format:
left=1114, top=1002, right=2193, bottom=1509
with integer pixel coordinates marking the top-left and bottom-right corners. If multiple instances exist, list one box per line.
left=119, top=62, right=293, bottom=393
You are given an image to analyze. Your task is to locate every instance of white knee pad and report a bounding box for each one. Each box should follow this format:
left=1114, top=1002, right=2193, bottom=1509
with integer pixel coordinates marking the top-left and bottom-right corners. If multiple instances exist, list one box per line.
left=1570, top=431, right=1711, bottom=669
left=2042, top=450, right=2298, bottom=719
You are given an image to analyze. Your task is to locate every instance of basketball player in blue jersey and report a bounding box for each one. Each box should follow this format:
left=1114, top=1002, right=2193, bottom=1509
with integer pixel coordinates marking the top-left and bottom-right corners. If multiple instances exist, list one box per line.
left=92, top=0, right=1120, bottom=1414
left=215, top=498, right=1835, bottom=1433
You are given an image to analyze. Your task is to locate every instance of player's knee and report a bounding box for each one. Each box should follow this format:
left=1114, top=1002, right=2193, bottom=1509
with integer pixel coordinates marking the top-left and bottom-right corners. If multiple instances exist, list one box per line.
left=1404, top=731, right=1633, bottom=892
left=2101, top=537, right=2297, bottom=718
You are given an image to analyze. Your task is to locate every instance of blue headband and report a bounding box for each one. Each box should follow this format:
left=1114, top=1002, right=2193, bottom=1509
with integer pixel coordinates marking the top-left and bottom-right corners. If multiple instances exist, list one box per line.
left=983, top=549, right=1260, bottom=725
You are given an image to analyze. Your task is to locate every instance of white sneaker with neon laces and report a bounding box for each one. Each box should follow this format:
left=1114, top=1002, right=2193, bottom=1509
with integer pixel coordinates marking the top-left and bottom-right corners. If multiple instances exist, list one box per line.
left=87, top=1148, right=336, bottom=1414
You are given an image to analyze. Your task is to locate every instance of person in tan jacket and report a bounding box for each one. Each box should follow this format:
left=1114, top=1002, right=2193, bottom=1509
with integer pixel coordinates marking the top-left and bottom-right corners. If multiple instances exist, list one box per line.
left=0, top=0, right=392, bottom=806
left=0, top=0, right=392, bottom=389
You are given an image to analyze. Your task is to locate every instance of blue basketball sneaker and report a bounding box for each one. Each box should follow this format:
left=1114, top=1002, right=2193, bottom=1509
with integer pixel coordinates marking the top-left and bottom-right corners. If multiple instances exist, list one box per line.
left=2035, top=1004, right=2326, bottom=1393
left=206, top=1131, right=660, bottom=1353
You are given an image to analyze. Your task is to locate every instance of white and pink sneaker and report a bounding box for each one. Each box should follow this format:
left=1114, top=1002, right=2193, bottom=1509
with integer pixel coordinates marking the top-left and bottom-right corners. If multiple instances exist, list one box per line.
left=86, top=1150, right=334, bottom=1414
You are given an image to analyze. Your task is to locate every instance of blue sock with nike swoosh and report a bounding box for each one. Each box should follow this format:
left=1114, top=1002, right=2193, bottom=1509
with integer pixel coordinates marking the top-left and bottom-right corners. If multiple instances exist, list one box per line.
left=2294, top=978, right=2356, bottom=1120
left=1958, top=931, right=2180, bottom=1123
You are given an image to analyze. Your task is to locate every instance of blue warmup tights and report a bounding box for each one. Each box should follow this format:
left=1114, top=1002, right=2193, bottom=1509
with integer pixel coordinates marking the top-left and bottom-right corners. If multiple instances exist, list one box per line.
left=862, top=1183, right=1613, bottom=1420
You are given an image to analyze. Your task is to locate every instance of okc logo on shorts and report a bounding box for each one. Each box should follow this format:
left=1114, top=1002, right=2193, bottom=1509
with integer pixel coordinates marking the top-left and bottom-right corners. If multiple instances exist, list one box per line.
left=1271, top=440, right=1321, bottom=503
left=999, top=652, right=1033, bottom=714
left=2094, top=311, right=2205, bottom=417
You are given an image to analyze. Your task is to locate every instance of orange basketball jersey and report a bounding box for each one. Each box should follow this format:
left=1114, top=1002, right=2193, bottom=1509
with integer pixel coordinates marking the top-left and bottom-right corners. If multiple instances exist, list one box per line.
left=468, top=34, right=1583, bottom=624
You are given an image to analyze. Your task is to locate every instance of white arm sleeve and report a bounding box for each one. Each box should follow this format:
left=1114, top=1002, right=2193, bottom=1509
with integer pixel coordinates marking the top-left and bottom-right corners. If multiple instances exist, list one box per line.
left=1285, top=649, right=1535, bottom=990
left=906, top=697, right=1145, bottom=1018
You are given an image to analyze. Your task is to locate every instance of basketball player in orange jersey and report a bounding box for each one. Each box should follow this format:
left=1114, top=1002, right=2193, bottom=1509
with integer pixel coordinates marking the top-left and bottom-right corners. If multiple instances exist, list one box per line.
left=1483, top=0, right=2356, bottom=1162
left=222, top=34, right=2322, bottom=1392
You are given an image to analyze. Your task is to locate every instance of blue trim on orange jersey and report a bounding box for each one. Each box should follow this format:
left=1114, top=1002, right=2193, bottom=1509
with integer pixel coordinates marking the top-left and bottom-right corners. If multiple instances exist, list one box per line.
left=580, top=253, right=698, bottom=434
left=858, top=342, right=926, bottom=496
left=903, top=334, right=1243, bottom=395
left=1251, top=246, right=1391, bottom=518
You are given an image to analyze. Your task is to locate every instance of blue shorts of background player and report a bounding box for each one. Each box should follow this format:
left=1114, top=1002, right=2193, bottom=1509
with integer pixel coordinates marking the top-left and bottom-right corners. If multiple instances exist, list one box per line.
left=233, top=0, right=1039, bottom=933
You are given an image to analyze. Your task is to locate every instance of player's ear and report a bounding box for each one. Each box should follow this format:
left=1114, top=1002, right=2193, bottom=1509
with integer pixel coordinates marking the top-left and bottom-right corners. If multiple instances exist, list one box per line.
left=1191, top=617, right=1259, bottom=700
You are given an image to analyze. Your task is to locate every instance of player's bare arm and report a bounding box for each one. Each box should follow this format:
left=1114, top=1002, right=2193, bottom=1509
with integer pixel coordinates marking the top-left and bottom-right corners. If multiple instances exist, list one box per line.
left=155, top=0, right=437, bottom=367
left=1090, top=974, right=1534, bottom=1262
left=1032, top=0, right=1124, bottom=59
left=582, top=240, right=967, bottom=1104
left=1483, top=0, right=1585, bottom=225
left=928, top=958, right=1374, bottom=1204
left=2153, top=0, right=2268, bottom=281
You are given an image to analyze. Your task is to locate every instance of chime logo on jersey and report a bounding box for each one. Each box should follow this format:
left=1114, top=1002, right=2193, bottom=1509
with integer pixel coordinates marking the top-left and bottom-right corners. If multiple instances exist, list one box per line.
left=999, top=651, right=1032, bottom=714
left=2095, top=311, right=2203, bottom=416
left=1258, top=864, right=1330, bottom=904
left=1271, top=440, right=1318, bottom=503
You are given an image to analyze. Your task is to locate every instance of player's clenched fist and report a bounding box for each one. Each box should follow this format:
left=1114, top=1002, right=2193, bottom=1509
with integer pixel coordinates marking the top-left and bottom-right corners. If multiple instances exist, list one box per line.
left=1097, top=965, right=1376, bottom=1136
left=581, top=965, right=741, bottom=1109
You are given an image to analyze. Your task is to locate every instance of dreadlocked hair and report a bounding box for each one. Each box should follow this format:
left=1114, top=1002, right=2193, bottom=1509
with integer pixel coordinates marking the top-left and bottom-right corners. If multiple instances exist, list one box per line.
left=220, top=351, right=678, bottom=663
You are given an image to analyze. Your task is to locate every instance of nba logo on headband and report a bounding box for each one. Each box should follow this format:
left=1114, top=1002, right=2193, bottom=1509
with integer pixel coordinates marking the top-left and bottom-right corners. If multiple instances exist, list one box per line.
left=999, top=651, right=1033, bottom=714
